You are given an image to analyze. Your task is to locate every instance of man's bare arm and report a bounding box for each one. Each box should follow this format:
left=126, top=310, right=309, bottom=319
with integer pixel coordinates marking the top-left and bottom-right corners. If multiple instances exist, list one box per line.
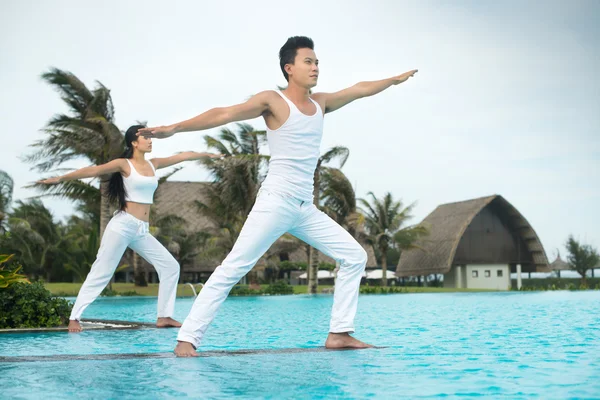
left=138, top=91, right=273, bottom=138
left=314, top=69, right=418, bottom=114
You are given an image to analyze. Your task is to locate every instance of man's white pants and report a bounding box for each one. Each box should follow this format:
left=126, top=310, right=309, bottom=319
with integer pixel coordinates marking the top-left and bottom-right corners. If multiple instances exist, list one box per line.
left=177, top=189, right=368, bottom=348
left=70, top=211, right=180, bottom=321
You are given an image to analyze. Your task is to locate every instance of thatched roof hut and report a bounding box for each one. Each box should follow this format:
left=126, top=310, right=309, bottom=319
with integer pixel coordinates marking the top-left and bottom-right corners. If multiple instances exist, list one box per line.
left=549, top=254, right=570, bottom=272
left=397, top=195, right=549, bottom=277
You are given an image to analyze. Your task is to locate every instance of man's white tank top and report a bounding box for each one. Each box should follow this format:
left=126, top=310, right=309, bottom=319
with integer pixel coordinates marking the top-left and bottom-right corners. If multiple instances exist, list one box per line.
left=261, top=90, right=324, bottom=201
left=123, top=159, right=158, bottom=204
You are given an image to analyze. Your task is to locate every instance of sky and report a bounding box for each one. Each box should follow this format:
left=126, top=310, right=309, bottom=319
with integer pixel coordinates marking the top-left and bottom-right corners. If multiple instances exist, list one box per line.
left=1, top=0, right=598, bottom=259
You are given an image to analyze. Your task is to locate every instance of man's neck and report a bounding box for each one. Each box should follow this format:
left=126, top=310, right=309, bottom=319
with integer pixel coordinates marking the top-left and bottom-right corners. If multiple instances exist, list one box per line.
left=283, top=82, right=311, bottom=103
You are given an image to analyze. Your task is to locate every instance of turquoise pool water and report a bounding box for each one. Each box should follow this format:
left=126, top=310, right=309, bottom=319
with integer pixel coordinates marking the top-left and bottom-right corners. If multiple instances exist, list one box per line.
left=1, top=292, right=599, bottom=399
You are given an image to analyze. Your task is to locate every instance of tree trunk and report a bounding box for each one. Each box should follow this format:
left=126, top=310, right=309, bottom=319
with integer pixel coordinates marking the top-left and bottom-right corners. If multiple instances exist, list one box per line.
left=308, top=246, right=319, bottom=294
left=307, top=168, right=321, bottom=294
left=133, top=252, right=148, bottom=287
left=580, top=270, right=587, bottom=287
left=99, top=181, right=112, bottom=239
left=305, top=244, right=311, bottom=283
left=101, top=181, right=117, bottom=287
left=381, top=251, right=388, bottom=287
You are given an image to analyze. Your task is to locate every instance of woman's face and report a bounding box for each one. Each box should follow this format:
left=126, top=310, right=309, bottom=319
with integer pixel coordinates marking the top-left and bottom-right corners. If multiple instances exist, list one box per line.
left=133, top=135, right=153, bottom=153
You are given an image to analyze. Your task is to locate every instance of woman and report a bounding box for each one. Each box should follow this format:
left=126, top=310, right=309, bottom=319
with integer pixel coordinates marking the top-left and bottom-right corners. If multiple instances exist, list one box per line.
left=38, top=125, right=220, bottom=332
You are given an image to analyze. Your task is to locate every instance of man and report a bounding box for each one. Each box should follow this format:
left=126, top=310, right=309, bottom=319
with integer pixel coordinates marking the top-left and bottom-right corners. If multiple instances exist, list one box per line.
left=139, top=36, right=417, bottom=357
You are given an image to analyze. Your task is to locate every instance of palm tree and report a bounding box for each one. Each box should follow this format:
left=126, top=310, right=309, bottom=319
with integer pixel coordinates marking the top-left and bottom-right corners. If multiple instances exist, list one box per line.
left=306, top=146, right=350, bottom=294
left=320, top=167, right=360, bottom=235
left=0, top=170, right=14, bottom=233
left=25, top=68, right=124, bottom=238
left=194, top=188, right=244, bottom=261
left=3, top=199, right=68, bottom=281
left=200, top=123, right=268, bottom=216
left=565, top=235, right=600, bottom=286
left=63, top=214, right=99, bottom=282
left=359, top=192, right=427, bottom=286
left=191, top=124, right=268, bottom=263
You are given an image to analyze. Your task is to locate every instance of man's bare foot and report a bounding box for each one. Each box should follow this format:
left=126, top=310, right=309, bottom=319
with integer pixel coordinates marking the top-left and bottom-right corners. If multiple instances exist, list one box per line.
left=325, top=332, right=374, bottom=349
left=174, top=341, right=199, bottom=357
left=68, top=320, right=82, bottom=333
left=156, top=317, right=182, bottom=328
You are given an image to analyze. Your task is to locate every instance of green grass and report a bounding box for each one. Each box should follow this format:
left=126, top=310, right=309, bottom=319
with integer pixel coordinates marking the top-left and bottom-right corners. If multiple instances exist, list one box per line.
left=293, top=285, right=334, bottom=294
left=45, top=283, right=198, bottom=297
left=45, top=282, right=495, bottom=297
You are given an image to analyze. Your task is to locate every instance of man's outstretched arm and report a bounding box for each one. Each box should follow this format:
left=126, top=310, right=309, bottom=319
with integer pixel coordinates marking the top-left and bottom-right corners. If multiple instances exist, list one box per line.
left=314, top=69, right=418, bottom=114
left=138, top=91, right=272, bottom=138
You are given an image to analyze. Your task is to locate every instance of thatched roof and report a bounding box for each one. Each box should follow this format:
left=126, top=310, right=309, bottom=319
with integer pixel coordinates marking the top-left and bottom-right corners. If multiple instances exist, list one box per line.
left=153, top=181, right=214, bottom=232
left=397, top=195, right=549, bottom=277
left=549, top=255, right=570, bottom=271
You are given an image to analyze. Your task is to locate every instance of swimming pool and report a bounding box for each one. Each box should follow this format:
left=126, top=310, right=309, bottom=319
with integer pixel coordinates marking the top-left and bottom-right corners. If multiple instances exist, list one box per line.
left=1, top=292, right=599, bottom=398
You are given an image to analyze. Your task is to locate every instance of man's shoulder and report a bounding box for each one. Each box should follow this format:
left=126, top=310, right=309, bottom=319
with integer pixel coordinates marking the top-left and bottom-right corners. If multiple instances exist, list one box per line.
left=256, top=89, right=280, bottom=98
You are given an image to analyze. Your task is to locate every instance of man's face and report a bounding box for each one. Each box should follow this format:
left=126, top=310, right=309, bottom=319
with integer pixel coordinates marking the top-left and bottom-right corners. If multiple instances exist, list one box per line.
left=287, top=47, right=319, bottom=88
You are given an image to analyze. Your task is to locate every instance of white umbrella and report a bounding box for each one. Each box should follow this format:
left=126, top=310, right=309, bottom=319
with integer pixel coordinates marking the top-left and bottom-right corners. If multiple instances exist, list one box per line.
left=366, top=269, right=396, bottom=280
left=298, top=270, right=336, bottom=280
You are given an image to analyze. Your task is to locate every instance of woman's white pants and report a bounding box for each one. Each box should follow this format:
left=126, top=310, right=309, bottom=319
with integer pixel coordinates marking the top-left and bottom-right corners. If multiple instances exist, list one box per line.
left=69, top=211, right=180, bottom=321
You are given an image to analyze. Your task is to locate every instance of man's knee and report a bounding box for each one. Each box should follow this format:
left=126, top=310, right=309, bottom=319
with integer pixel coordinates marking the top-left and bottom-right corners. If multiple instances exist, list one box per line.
left=220, top=261, right=254, bottom=278
left=342, top=244, right=368, bottom=269
left=356, top=247, right=368, bottom=268
left=166, top=258, right=180, bottom=279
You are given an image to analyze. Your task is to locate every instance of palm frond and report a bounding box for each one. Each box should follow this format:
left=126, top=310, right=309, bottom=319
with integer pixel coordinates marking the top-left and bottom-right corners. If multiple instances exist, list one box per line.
left=158, top=167, right=183, bottom=184
left=319, top=146, right=350, bottom=168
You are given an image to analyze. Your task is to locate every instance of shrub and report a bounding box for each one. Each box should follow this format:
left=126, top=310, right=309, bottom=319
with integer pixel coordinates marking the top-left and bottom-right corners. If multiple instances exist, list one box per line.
left=0, top=254, right=29, bottom=288
left=264, top=280, right=294, bottom=295
left=101, top=287, right=118, bottom=297
left=360, top=286, right=408, bottom=295
left=279, top=261, right=308, bottom=271
left=318, top=262, right=336, bottom=271
left=511, top=278, right=600, bottom=291
left=119, top=290, right=140, bottom=296
left=230, top=285, right=262, bottom=296
left=0, top=281, right=72, bottom=329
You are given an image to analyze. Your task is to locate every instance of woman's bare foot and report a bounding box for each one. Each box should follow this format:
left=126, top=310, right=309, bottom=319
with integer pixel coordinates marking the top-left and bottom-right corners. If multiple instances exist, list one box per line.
left=68, top=320, right=82, bottom=333
left=156, top=317, right=182, bottom=328
left=325, top=332, right=373, bottom=349
left=174, top=341, right=199, bottom=357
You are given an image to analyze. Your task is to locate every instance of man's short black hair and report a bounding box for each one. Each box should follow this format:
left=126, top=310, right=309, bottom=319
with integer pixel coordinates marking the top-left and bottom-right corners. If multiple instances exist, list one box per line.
left=279, top=36, right=314, bottom=82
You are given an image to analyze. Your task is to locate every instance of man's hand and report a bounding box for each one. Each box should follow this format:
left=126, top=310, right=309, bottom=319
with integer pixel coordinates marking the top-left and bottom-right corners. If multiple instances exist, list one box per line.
left=393, top=69, right=418, bottom=85
left=37, top=176, right=62, bottom=185
left=137, top=125, right=176, bottom=139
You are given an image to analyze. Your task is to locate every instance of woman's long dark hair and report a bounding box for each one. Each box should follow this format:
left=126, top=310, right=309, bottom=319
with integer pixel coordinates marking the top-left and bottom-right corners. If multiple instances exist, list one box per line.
left=107, top=125, right=145, bottom=211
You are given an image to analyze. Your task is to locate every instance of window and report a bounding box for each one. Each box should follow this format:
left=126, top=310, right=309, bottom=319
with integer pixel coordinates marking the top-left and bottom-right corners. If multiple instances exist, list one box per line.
left=497, top=270, right=503, bottom=277
left=472, top=270, right=478, bottom=278
left=485, top=270, right=491, bottom=278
